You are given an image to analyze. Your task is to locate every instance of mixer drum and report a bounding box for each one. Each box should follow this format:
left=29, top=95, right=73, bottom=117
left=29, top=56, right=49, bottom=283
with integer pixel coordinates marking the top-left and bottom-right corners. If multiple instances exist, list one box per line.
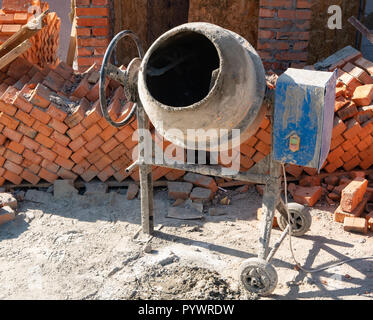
left=138, top=22, right=266, bottom=151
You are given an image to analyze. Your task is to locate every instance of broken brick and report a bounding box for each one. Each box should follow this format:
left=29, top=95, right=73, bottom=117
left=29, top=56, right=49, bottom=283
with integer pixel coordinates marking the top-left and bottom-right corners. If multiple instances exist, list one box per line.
left=340, top=178, right=368, bottom=213
left=343, top=216, right=368, bottom=234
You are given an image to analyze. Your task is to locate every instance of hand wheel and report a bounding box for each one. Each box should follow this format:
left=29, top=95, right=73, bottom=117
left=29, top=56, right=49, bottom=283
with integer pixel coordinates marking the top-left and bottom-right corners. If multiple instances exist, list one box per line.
left=99, top=30, right=144, bottom=128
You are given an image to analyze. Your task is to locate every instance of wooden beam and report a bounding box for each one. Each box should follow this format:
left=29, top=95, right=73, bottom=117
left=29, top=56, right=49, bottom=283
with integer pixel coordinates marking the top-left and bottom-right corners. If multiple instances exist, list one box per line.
left=66, top=17, right=77, bottom=67
left=0, top=39, right=32, bottom=70
left=0, top=10, right=48, bottom=59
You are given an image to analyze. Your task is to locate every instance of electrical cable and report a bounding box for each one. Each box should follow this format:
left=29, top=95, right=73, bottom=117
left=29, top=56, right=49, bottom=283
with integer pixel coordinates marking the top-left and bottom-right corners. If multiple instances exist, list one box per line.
left=281, top=163, right=373, bottom=274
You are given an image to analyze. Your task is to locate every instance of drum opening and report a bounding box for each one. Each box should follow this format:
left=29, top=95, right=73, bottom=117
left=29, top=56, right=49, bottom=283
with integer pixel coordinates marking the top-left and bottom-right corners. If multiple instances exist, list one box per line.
left=145, top=31, right=220, bottom=107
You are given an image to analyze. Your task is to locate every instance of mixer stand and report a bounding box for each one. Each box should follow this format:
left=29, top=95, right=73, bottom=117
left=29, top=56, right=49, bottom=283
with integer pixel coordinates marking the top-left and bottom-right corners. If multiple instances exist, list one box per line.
left=130, top=100, right=311, bottom=296
left=99, top=29, right=312, bottom=297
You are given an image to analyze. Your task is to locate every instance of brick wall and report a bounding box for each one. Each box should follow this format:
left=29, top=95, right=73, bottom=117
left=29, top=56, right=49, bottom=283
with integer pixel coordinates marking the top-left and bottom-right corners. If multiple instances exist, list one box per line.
left=75, top=0, right=110, bottom=71
left=257, top=0, right=312, bottom=73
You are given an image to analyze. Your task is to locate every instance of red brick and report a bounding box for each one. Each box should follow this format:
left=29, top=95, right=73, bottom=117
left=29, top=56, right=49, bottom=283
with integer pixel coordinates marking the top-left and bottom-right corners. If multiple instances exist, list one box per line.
left=41, top=159, right=60, bottom=174
left=259, top=7, right=276, bottom=17
left=0, top=100, right=17, bottom=117
left=64, top=98, right=90, bottom=128
left=76, top=17, right=109, bottom=27
left=52, top=143, right=72, bottom=160
left=82, top=123, right=102, bottom=142
left=35, top=133, right=55, bottom=149
left=3, top=169, right=22, bottom=185
left=292, top=186, right=322, bottom=207
left=55, top=156, right=74, bottom=170
left=84, top=135, right=104, bottom=153
left=67, top=123, right=85, bottom=140
left=20, top=136, right=40, bottom=153
left=49, top=118, right=68, bottom=134
left=30, top=107, right=51, bottom=124
left=115, top=126, right=133, bottom=142
left=71, top=147, right=89, bottom=164
left=38, top=168, right=58, bottom=183
left=343, top=156, right=361, bottom=171
left=340, top=178, right=368, bottom=213
left=8, top=141, right=24, bottom=154
left=57, top=168, right=78, bottom=181
left=92, top=0, right=109, bottom=4
left=32, top=120, right=53, bottom=137
left=81, top=165, right=99, bottom=182
left=334, top=195, right=368, bottom=223
left=87, top=149, right=105, bottom=164
left=29, top=83, right=52, bottom=108
left=343, top=119, right=361, bottom=140
left=68, top=135, right=87, bottom=152
left=4, top=159, right=23, bottom=175
left=37, top=146, right=57, bottom=162
left=337, top=102, right=358, bottom=121
left=100, top=125, right=118, bottom=142
left=343, top=217, right=368, bottom=234
left=71, top=76, right=90, bottom=98
left=3, top=127, right=22, bottom=143
left=1, top=24, right=21, bottom=35
left=76, top=27, right=91, bottom=36
left=24, top=161, right=41, bottom=175
left=330, top=134, right=345, bottom=150
left=21, top=169, right=40, bottom=185
left=72, top=159, right=91, bottom=175
left=43, top=71, right=65, bottom=93
left=95, top=155, right=113, bottom=171
left=81, top=104, right=102, bottom=129
left=50, top=131, right=71, bottom=147
left=46, top=104, right=68, bottom=122
left=92, top=27, right=109, bottom=37
left=23, top=149, right=42, bottom=165
left=76, top=7, right=109, bottom=16
left=101, top=137, right=120, bottom=154
left=343, top=62, right=373, bottom=85
left=352, top=84, right=373, bottom=106
left=0, top=112, right=19, bottom=130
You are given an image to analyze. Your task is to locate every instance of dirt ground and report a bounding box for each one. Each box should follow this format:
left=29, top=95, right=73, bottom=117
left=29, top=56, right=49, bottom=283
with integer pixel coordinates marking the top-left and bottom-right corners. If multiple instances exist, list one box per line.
left=1, top=184, right=373, bottom=300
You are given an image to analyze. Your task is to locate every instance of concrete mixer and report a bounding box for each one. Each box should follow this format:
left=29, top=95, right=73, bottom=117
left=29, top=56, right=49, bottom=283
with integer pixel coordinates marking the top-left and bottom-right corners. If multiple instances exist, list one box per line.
left=99, top=23, right=337, bottom=296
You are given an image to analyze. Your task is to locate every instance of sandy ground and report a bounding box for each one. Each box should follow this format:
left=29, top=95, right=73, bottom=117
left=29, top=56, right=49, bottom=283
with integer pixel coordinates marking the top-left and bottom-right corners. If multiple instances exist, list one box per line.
left=0, top=185, right=373, bottom=300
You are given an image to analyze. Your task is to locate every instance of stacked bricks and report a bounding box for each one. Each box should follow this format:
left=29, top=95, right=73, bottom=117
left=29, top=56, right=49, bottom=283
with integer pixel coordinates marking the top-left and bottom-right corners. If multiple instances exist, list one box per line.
left=75, top=0, right=111, bottom=72
left=0, top=57, right=184, bottom=186
left=326, top=173, right=372, bottom=234
left=0, top=1, right=60, bottom=68
left=257, top=0, right=312, bottom=73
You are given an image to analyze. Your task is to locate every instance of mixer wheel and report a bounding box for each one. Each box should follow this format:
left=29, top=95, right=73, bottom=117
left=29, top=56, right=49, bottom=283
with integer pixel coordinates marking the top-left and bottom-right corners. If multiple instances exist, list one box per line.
left=239, top=258, right=278, bottom=296
left=277, top=202, right=311, bottom=237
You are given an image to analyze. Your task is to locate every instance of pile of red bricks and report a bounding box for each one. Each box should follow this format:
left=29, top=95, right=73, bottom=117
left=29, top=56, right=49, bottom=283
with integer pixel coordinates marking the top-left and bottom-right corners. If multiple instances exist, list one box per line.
left=0, top=57, right=190, bottom=186
left=0, top=0, right=60, bottom=67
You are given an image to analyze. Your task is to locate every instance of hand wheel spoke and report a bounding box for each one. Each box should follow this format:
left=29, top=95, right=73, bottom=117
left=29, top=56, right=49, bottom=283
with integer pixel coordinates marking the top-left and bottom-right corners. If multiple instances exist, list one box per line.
left=99, top=30, right=144, bottom=128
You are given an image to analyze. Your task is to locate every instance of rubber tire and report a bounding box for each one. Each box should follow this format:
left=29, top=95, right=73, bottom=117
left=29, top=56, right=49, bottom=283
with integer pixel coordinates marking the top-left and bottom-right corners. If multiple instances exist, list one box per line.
left=239, top=258, right=278, bottom=296
left=277, top=202, right=312, bottom=237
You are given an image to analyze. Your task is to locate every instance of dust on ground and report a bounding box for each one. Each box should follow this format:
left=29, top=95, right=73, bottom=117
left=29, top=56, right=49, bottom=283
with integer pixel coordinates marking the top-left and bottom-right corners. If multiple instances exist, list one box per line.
left=1, top=185, right=373, bottom=300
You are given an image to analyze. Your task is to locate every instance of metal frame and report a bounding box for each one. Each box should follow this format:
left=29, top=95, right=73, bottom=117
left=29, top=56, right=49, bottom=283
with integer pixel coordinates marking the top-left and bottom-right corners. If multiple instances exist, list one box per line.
left=133, top=99, right=290, bottom=263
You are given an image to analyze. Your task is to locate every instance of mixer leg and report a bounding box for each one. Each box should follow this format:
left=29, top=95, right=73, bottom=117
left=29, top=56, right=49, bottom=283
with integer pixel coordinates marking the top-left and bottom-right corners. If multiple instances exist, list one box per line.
left=137, top=103, right=154, bottom=235
left=257, top=160, right=282, bottom=260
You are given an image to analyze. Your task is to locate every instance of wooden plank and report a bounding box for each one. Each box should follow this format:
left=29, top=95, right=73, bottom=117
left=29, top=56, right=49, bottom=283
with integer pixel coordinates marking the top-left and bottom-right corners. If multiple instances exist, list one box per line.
left=348, top=16, right=373, bottom=44
left=66, top=17, right=77, bottom=67
left=0, top=39, right=32, bottom=70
